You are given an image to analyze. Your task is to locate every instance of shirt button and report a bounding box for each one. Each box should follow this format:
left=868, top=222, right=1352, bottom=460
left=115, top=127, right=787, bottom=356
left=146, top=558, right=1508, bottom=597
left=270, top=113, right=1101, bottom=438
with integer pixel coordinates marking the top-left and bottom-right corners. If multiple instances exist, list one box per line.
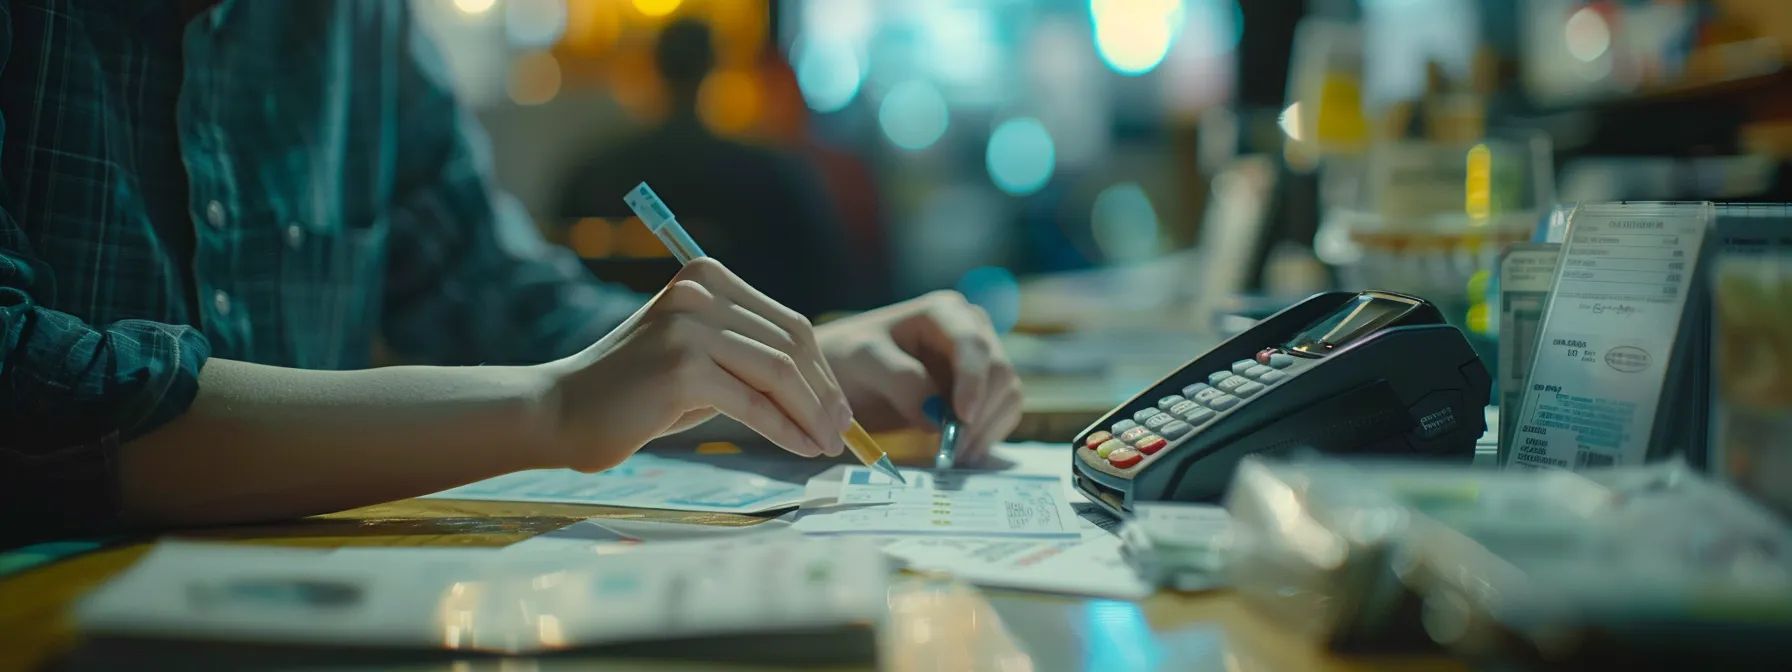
left=286, top=224, right=306, bottom=249
left=205, top=201, right=226, bottom=229
left=213, top=290, right=232, bottom=316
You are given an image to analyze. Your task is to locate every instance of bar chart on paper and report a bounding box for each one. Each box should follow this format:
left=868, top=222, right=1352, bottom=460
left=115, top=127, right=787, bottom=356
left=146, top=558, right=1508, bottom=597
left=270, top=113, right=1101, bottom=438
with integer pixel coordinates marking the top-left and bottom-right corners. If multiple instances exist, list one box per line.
left=794, top=468, right=1081, bottom=539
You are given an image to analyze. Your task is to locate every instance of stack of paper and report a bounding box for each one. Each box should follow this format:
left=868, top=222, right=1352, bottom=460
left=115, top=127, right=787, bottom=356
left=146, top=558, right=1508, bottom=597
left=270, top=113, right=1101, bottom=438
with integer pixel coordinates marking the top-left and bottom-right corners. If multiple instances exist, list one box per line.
left=73, top=537, right=887, bottom=667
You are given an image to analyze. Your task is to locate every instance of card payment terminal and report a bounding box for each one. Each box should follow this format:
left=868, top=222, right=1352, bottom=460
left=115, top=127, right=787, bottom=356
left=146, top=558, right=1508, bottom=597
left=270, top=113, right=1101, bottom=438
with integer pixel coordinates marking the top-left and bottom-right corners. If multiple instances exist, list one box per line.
left=1072, top=291, right=1490, bottom=515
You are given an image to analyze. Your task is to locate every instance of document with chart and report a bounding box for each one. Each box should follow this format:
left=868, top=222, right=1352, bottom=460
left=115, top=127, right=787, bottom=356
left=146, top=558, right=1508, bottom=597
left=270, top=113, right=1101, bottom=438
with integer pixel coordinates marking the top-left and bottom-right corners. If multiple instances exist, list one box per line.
left=1508, top=202, right=1710, bottom=470
left=424, top=453, right=805, bottom=513
left=792, top=468, right=1081, bottom=539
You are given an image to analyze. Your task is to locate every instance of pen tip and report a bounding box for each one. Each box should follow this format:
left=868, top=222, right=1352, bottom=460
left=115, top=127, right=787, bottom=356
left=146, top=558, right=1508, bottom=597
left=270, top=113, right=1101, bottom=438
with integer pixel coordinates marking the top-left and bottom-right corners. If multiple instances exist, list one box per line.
left=875, top=457, right=907, bottom=484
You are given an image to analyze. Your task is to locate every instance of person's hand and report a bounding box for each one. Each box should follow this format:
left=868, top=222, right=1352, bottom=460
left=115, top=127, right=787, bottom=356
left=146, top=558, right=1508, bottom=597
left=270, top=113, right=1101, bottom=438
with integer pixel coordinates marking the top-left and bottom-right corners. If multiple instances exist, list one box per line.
left=540, top=258, right=852, bottom=472
left=815, top=290, right=1022, bottom=465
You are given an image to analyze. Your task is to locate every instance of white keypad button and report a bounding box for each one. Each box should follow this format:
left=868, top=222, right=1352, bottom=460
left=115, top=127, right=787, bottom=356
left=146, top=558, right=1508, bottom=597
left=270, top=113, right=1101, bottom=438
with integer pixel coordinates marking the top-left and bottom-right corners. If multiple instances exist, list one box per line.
left=1207, top=371, right=1232, bottom=385
left=1230, top=360, right=1257, bottom=374
left=1268, top=353, right=1295, bottom=369
left=1234, top=381, right=1265, bottom=397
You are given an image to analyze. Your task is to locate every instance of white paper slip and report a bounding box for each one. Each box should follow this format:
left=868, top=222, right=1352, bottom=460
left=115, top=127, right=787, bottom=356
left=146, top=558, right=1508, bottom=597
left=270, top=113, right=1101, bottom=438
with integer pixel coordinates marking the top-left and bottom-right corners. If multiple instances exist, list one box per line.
left=1509, top=202, right=1711, bottom=470
left=1129, top=502, right=1231, bottom=544
left=424, top=453, right=804, bottom=513
left=793, top=467, right=1081, bottom=539
left=878, top=518, right=1153, bottom=601
left=77, top=538, right=889, bottom=655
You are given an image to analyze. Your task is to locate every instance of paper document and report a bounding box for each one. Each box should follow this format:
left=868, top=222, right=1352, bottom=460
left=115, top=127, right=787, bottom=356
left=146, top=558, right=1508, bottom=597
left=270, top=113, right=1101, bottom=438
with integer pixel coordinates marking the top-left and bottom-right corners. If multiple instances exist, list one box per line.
left=793, top=467, right=1080, bottom=539
left=503, top=515, right=798, bottom=553
left=1509, top=203, right=1710, bottom=469
left=878, top=518, right=1152, bottom=600
left=77, top=538, right=888, bottom=654
left=424, top=453, right=804, bottom=513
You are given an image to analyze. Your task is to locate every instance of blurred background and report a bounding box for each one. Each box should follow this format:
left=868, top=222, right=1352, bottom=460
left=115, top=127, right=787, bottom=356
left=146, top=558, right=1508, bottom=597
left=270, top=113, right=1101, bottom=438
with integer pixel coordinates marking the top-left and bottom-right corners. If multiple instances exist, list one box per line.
left=415, top=0, right=1790, bottom=345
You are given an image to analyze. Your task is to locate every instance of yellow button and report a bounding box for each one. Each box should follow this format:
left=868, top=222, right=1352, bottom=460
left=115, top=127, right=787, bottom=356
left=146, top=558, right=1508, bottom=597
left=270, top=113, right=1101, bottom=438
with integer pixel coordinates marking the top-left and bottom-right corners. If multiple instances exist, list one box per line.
left=1095, top=439, right=1124, bottom=458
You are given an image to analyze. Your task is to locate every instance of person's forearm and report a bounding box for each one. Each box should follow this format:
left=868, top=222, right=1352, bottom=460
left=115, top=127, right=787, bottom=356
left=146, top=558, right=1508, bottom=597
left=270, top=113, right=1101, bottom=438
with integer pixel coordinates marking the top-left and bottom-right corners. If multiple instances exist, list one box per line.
left=120, top=359, right=561, bottom=527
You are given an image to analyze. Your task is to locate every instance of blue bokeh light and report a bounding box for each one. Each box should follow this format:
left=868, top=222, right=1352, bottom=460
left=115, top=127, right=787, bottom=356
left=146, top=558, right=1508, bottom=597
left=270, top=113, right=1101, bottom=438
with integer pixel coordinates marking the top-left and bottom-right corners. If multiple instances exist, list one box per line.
left=1090, top=182, right=1161, bottom=262
left=986, top=117, right=1056, bottom=196
left=877, top=80, right=950, bottom=150
left=793, top=36, right=864, bottom=113
left=955, top=266, right=1021, bottom=334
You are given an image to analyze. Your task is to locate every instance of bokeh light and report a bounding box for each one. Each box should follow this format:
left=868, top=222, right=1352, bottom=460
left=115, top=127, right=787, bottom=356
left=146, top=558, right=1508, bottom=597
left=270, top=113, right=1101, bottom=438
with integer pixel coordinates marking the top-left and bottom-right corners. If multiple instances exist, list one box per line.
left=698, top=69, right=763, bottom=136
left=1090, top=0, right=1184, bottom=76
left=569, top=217, right=615, bottom=258
left=878, top=81, right=950, bottom=151
left=561, top=0, right=621, bottom=54
left=507, top=51, right=563, bottom=105
left=792, top=36, right=864, bottom=113
left=1564, top=6, right=1611, bottom=63
left=986, top=117, right=1056, bottom=196
left=704, top=0, right=769, bottom=66
left=956, top=266, right=1021, bottom=334
left=632, top=0, right=682, bottom=18
left=454, top=0, right=496, bottom=15
left=505, top=0, right=568, bottom=49
left=1090, top=183, right=1161, bottom=262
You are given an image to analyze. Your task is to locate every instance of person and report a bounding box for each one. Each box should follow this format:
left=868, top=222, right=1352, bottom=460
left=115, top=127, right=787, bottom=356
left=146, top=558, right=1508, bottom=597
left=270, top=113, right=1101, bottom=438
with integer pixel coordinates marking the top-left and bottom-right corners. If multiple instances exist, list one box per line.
left=557, top=18, right=853, bottom=316
left=0, top=1, right=1021, bottom=546
left=755, top=49, right=894, bottom=308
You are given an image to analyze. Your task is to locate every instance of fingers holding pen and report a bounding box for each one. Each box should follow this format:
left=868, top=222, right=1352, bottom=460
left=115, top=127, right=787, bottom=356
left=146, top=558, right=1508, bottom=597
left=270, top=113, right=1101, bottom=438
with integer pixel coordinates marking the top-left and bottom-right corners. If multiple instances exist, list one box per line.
left=653, top=262, right=849, bottom=458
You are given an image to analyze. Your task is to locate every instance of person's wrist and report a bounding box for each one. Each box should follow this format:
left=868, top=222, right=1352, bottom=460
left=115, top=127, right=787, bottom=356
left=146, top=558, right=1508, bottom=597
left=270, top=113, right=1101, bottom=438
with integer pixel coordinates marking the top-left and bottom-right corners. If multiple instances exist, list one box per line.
left=496, top=361, right=573, bottom=472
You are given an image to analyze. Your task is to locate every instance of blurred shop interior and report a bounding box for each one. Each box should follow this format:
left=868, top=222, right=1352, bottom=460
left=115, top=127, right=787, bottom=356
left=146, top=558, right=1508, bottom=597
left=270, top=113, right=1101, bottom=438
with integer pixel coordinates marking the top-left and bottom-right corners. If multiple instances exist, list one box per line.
left=421, top=0, right=1791, bottom=363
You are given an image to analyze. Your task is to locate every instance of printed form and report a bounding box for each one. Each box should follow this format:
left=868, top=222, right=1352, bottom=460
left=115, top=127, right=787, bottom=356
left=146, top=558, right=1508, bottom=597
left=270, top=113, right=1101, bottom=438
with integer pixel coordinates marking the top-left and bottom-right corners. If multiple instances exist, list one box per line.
left=424, top=453, right=804, bottom=513
left=1509, top=203, right=1709, bottom=470
left=793, top=468, right=1081, bottom=539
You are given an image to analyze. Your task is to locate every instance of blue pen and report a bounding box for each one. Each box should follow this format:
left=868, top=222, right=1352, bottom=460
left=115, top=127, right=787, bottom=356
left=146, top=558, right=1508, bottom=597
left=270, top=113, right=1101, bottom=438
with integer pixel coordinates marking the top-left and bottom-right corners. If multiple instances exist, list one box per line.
left=625, top=183, right=907, bottom=484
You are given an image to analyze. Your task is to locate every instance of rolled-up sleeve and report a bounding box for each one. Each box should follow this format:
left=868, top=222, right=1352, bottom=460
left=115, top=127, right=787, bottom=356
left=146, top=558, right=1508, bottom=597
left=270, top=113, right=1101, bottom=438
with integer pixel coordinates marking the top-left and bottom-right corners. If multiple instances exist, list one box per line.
left=378, top=5, right=643, bottom=366
left=0, top=244, right=212, bottom=541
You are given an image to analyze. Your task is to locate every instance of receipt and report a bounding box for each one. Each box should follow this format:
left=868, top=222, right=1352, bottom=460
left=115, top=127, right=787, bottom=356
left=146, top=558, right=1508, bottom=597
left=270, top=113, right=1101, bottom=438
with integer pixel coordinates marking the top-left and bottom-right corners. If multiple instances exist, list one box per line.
left=1497, top=243, right=1561, bottom=465
left=1508, top=203, right=1711, bottom=470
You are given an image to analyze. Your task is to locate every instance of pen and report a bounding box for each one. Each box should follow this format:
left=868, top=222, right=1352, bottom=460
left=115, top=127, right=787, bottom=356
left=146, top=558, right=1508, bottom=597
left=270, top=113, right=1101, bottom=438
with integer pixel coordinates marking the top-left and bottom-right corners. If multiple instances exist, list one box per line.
left=924, top=396, right=959, bottom=470
left=625, top=182, right=907, bottom=484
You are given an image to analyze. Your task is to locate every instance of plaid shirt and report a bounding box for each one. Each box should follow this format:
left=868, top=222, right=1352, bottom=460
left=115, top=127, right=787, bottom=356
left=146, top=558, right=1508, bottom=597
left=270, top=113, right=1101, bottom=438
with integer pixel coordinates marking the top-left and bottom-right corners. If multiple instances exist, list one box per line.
left=0, top=0, right=642, bottom=541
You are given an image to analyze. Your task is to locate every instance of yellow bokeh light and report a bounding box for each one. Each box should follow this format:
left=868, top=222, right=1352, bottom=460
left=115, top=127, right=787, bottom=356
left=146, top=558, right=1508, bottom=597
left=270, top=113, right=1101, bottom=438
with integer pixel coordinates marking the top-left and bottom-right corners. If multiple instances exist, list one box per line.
left=569, top=217, right=614, bottom=258
left=697, top=68, right=762, bottom=137
left=507, top=51, right=563, bottom=106
left=609, top=44, right=668, bottom=122
left=632, top=0, right=682, bottom=18
left=454, top=0, right=497, bottom=15
left=616, top=216, right=673, bottom=257
left=1467, top=302, right=1492, bottom=334
left=562, top=0, right=622, bottom=54
left=1465, top=143, right=1492, bottom=223
left=705, top=0, right=768, bottom=65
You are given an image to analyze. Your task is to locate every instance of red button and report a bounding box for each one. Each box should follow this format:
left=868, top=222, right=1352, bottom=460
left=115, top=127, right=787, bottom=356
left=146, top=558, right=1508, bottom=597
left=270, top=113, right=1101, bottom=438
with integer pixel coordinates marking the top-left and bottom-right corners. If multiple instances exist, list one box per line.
left=1083, top=431, right=1112, bottom=449
left=1107, top=448, right=1143, bottom=469
left=1256, top=348, right=1276, bottom=365
left=1136, top=435, right=1167, bottom=454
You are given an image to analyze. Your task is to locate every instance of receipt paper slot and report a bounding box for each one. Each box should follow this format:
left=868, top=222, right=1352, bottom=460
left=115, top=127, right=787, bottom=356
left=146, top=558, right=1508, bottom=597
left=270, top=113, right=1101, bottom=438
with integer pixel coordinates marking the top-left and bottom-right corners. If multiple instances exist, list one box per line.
left=1072, top=291, right=1490, bottom=515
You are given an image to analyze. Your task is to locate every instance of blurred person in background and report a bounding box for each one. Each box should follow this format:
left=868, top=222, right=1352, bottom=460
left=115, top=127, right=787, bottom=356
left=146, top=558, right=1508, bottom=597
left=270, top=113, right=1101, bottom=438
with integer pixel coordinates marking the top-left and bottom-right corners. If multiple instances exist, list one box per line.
left=0, top=1, right=1020, bottom=546
left=754, top=50, right=893, bottom=309
left=557, top=18, right=852, bottom=317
